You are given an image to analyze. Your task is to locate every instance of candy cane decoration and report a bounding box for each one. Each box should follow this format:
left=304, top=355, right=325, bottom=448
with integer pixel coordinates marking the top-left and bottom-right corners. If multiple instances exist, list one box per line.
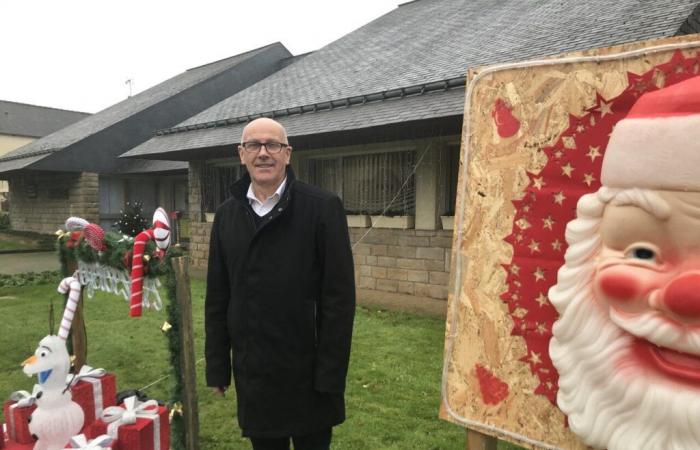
left=129, top=207, right=170, bottom=317
left=57, top=276, right=82, bottom=340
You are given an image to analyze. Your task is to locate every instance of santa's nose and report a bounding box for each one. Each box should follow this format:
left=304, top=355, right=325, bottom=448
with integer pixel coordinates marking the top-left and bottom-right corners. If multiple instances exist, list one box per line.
left=662, top=273, right=700, bottom=318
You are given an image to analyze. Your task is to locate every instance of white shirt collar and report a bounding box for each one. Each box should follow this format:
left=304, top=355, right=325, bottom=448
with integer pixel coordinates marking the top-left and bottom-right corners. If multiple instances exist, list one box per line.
left=246, top=177, right=287, bottom=216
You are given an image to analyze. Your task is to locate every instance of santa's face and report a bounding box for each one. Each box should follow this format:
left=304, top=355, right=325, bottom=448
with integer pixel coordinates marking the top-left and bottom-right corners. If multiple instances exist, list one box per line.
left=549, top=188, right=700, bottom=450
left=594, top=190, right=700, bottom=384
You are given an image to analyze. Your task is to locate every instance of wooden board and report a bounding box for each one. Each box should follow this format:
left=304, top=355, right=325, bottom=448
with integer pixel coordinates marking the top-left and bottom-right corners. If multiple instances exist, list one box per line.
left=440, top=34, right=700, bottom=450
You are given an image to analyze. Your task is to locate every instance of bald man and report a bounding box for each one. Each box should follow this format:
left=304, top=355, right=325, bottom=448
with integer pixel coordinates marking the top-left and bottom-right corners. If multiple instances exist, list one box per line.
left=205, top=118, right=356, bottom=450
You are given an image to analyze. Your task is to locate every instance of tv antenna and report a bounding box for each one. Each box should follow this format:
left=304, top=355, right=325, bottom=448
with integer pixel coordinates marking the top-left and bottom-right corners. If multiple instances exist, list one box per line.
left=125, top=78, right=134, bottom=97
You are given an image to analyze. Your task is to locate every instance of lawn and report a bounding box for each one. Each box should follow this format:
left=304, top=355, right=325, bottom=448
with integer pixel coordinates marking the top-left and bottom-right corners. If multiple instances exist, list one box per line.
left=0, top=229, right=54, bottom=252
left=0, top=279, right=522, bottom=449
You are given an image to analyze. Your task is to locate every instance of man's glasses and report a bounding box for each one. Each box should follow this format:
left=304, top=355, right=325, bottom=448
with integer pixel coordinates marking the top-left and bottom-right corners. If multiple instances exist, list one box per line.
left=240, top=141, right=289, bottom=153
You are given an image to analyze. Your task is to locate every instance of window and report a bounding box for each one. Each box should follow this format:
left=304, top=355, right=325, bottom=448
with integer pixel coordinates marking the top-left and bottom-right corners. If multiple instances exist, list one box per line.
left=440, top=144, right=461, bottom=216
left=307, top=151, right=416, bottom=216
left=201, top=163, right=246, bottom=213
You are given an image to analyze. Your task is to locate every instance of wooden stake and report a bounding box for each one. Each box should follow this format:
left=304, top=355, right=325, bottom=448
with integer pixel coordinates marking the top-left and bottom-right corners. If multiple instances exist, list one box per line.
left=172, top=256, right=200, bottom=450
left=67, top=260, right=87, bottom=372
left=466, top=429, right=497, bottom=450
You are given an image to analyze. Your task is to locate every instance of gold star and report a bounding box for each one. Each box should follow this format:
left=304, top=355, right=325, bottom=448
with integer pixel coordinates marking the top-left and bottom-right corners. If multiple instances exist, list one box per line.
left=509, top=264, right=521, bottom=275
left=511, top=293, right=519, bottom=301
left=587, top=146, right=601, bottom=161
left=554, top=150, right=564, bottom=159
left=675, top=63, right=685, bottom=74
left=532, top=177, right=545, bottom=190
left=535, top=292, right=548, bottom=307
left=516, top=218, right=531, bottom=230
left=551, top=239, right=563, bottom=251
left=522, top=205, right=531, bottom=213
left=536, top=323, right=548, bottom=335
left=515, top=233, right=524, bottom=242
left=542, top=216, right=554, bottom=230
left=528, top=239, right=541, bottom=254
left=534, top=267, right=545, bottom=282
left=597, top=100, right=613, bottom=117
left=546, top=381, right=553, bottom=390
left=583, top=172, right=596, bottom=187
left=553, top=191, right=566, bottom=205
left=576, top=124, right=585, bottom=133
left=530, top=352, right=542, bottom=365
left=561, top=162, right=574, bottom=178
left=590, top=116, right=596, bottom=126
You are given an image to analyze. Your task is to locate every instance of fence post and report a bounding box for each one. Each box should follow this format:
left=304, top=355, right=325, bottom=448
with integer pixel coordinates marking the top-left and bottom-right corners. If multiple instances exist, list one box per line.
left=171, top=256, right=200, bottom=450
left=66, top=260, right=87, bottom=372
left=466, top=429, right=497, bottom=450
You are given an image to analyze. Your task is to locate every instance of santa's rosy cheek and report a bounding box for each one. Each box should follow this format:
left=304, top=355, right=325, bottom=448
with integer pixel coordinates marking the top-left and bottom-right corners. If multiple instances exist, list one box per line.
left=597, top=272, right=641, bottom=303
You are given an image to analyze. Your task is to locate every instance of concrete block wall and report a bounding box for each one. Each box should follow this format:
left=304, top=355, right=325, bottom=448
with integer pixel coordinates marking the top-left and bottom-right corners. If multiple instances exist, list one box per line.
left=9, top=172, right=99, bottom=234
left=349, top=228, right=453, bottom=300
left=187, top=222, right=453, bottom=300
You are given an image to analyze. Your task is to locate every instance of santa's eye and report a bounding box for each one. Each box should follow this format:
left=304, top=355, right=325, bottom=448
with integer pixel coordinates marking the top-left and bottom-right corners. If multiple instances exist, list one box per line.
left=625, top=246, right=657, bottom=262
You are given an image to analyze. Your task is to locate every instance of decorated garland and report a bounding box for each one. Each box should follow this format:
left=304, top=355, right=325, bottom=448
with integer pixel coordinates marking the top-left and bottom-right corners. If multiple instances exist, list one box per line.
left=56, top=209, right=186, bottom=450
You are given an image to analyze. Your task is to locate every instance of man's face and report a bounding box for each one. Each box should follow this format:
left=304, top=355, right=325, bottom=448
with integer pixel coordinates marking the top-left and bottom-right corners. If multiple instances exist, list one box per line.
left=594, top=190, right=700, bottom=383
left=238, top=119, right=292, bottom=190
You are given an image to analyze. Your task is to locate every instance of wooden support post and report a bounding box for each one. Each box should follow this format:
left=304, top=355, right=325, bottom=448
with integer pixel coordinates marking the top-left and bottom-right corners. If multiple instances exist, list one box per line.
left=466, top=429, right=498, bottom=450
left=172, top=256, right=200, bottom=450
left=66, top=260, right=87, bottom=372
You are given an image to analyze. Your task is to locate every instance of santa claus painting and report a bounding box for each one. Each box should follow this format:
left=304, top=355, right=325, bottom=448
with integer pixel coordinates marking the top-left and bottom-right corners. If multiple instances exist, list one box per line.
left=549, top=75, right=700, bottom=450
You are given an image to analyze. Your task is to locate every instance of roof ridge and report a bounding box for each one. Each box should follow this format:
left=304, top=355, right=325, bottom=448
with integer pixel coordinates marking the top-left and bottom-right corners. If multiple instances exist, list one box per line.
left=186, top=42, right=285, bottom=71
left=156, top=75, right=466, bottom=137
left=0, top=99, right=90, bottom=115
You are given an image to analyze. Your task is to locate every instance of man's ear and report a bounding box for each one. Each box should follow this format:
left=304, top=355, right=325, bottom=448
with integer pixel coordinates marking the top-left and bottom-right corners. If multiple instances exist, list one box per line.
left=285, top=146, right=292, bottom=165
left=237, top=145, right=244, bottom=162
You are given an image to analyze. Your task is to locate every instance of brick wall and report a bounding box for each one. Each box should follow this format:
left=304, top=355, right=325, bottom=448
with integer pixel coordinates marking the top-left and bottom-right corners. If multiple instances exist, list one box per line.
left=9, top=172, right=99, bottom=234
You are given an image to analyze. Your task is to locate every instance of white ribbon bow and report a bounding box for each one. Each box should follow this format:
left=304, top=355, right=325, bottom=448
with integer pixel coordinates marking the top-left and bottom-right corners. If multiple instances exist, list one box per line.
left=67, top=365, right=107, bottom=386
left=9, top=387, right=38, bottom=407
left=101, top=395, right=160, bottom=440
left=69, top=433, right=113, bottom=449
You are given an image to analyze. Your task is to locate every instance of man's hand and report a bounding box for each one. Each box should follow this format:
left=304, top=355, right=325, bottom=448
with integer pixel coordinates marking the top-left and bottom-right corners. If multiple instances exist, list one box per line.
left=211, top=386, right=228, bottom=396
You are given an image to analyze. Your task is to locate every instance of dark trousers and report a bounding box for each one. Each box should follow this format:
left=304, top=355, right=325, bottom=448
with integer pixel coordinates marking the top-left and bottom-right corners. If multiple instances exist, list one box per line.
left=250, top=427, right=332, bottom=450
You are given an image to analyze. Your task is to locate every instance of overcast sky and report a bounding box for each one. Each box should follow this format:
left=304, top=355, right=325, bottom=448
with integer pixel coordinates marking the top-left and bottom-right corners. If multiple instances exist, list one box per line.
left=1, top=0, right=400, bottom=113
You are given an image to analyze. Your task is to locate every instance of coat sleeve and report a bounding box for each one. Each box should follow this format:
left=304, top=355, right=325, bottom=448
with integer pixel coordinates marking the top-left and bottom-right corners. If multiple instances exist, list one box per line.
left=204, top=211, right=232, bottom=388
left=314, top=195, right=356, bottom=393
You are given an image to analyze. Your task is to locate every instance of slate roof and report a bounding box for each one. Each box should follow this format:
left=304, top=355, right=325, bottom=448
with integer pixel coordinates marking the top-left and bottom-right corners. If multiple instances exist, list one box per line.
left=0, top=42, right=291, bottom=173
left=124, top=0, right=700, bottom=160
left=0, top=101, right=89, bottom=138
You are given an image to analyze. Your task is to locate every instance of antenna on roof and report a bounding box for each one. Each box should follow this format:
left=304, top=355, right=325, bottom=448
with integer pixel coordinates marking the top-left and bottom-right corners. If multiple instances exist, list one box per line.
left=125, top=78, right=134, bottom=97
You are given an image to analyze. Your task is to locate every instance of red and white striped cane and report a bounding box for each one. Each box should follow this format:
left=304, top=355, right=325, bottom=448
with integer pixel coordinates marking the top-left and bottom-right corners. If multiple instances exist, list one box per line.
left=57, top=276, right=81, bottom=340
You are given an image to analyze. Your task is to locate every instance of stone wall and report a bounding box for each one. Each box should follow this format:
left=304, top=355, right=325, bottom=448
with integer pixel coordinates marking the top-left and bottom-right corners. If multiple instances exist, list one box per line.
left=350, top=228, right=452, bottom=299
left=9, top=172, right=99, bottom=234
left=187, top=221, right=453, bottom=300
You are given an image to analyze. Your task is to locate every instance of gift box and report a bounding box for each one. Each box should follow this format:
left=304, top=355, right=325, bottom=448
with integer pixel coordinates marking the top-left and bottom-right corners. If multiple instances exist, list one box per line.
left=92, top=397, right=169, bottom=450
left=3, top=396, right=36, bottom=445
left=68, top=366, right=117, bottom=426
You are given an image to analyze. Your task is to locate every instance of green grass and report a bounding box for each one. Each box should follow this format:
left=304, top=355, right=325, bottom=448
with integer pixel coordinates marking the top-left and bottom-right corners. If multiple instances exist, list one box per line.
left=0, top=280, right=523, bottom=449
left=0, top=230, right=54, bottom=251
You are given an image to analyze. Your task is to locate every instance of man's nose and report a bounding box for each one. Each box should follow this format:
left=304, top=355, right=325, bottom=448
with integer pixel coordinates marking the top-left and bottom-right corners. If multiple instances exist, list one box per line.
left=661, top=272, right=700, bottom=318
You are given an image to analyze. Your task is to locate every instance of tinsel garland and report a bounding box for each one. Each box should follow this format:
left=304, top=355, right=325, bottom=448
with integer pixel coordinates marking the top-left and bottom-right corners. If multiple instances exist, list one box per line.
left=57, top=229, right=186, bottom=450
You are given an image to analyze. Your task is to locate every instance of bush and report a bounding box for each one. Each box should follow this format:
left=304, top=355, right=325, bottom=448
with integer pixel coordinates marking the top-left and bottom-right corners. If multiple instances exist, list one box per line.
left=0, top=213, right=9, bottom=230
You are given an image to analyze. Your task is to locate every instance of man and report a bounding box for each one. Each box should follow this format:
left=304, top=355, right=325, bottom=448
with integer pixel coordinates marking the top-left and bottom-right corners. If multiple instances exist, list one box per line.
left=205, top=118, right=355, bottom=450
left=549, top=76, right=700, bottom=450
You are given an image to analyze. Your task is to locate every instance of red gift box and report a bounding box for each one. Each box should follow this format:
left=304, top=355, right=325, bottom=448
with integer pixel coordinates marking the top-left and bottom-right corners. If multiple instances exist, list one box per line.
left=92, top=399, right=169, bottom=450
left=2, top=401, right=36, bottom=445
left=70, top=371, right=117, bottom=426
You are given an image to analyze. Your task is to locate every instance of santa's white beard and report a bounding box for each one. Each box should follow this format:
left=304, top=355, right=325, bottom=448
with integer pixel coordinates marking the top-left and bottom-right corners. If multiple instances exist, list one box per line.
left=550, top=280, right=700, bottom=450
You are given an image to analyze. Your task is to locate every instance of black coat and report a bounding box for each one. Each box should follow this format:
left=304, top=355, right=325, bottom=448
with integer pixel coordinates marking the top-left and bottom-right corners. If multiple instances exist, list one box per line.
left=204, top=168, right=355, bottom=438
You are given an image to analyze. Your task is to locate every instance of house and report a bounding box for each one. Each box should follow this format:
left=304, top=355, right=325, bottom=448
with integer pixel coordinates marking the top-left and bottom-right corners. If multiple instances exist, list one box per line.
left=122, top=0, right=700, bottom=303
left=0, top=101, right=89, bottom=211
left=0, top=42, right=293, bottom=233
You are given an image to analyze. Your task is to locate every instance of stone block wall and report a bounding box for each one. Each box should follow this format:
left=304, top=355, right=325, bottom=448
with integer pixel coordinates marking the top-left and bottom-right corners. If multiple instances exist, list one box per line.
left=187, top=221, right=454, bottom=300
left=9, top=172, right=99, bottom=234
left=349, top=228, right=453, bottom=300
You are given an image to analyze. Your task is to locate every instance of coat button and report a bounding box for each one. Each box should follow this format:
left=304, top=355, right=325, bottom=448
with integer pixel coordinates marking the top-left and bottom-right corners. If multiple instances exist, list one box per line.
left=278, top=208, right=283, bottom=212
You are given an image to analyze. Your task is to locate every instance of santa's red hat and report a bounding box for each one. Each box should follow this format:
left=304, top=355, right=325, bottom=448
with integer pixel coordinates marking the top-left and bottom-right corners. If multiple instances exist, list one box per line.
left=601, top=75, right=700, bottom=190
